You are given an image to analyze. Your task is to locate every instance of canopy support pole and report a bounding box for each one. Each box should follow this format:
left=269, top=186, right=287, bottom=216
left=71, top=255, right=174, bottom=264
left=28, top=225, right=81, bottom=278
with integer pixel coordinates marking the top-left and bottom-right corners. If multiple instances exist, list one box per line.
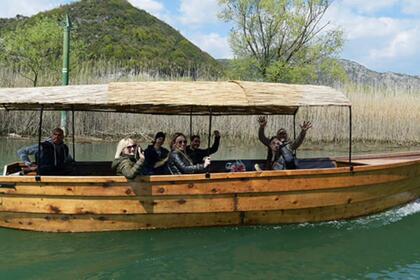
left=293, top=108, right=298, bottom=156
left=349, top=106, right=353, bottom=172
left=206, top=109, right=212, bottom=178
left=189, top=107, right=193, bottom=136
left=37, top=105, right=44, bottom=176
left=72, top=107, right=76, bottom=161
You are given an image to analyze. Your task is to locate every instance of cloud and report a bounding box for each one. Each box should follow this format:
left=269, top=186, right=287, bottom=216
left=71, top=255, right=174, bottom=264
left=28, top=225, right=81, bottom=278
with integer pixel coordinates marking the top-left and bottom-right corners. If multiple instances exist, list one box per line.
left=339, top=0, right=398, bottom=14
left=128, top=0, right=164, bottom=15
left=187, top=32, right=232, bottom=58
left=401, top=0, right=420, bottom=16
left=178, top=0, right=221, bottom=26
left=0, top=0, right=73, bottom=18
left=325, top=1, right=420, bottom=74
left=369, top=28, right=420, bottom=60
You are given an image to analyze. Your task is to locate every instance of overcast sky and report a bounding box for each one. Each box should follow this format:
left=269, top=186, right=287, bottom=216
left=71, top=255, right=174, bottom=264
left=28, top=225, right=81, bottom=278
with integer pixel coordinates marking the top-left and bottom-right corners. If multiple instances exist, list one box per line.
left=1, top=0, right=419, bottom=75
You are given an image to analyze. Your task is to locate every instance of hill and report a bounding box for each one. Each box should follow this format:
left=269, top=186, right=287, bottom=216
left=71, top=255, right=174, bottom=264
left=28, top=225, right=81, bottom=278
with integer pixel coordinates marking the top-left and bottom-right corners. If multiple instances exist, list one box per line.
left=340, top=59, right=420, bottom=92
left=0, top=0, right=222, bottom=77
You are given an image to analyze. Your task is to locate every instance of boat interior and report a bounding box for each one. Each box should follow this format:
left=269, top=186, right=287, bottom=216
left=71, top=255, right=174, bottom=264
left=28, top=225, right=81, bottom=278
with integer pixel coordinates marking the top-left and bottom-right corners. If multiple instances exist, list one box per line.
left=3, top=157, right=344, bottom=176
left=4, top=152, right=420, bottom=177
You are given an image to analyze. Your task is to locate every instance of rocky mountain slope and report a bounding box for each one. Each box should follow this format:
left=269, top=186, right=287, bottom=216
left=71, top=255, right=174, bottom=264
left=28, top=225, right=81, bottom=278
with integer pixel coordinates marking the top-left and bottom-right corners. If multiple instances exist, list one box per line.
left=340, top=59, right=420, bottom=92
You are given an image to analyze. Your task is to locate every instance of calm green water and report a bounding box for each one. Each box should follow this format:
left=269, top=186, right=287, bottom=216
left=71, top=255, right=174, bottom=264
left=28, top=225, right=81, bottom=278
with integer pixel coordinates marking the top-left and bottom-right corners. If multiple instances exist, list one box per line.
left=1, top=138, right=420, bottom=279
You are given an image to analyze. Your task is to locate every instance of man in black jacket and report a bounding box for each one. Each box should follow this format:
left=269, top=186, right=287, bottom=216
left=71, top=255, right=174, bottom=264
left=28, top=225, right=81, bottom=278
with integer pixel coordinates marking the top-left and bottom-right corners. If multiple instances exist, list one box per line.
left=17, top=127, right=73, bottom=175
left=186, top=130, right=221, bottom=164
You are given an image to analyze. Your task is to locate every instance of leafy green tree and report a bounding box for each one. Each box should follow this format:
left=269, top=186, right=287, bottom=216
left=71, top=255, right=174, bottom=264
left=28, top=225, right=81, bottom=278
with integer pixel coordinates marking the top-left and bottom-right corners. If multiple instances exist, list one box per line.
left=0, top=17, right=85, bottom=86
left=219, top=0, right=345, bottom=83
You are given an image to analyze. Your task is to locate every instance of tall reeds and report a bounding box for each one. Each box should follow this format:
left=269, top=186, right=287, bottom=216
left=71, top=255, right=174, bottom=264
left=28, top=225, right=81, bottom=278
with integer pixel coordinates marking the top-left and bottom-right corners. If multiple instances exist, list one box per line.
left=0, top=61, right=419, bottom=143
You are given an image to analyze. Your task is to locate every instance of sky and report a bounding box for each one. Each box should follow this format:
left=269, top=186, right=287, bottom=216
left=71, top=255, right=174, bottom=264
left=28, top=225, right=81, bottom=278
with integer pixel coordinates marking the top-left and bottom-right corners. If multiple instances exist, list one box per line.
left=1, top=0, right=419, bottom=76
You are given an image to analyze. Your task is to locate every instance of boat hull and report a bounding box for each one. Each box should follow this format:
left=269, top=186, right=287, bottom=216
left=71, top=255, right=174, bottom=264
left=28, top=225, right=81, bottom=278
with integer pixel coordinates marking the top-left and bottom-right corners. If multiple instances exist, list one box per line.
left=0, top=155, right=419, bottom=232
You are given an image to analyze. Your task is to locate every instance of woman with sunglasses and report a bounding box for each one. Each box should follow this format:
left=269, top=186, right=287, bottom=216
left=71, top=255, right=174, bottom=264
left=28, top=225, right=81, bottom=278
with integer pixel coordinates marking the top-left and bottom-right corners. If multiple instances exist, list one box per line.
left=167, top=132, right=211, bottom=175
left=111, top=137, right=145, bottom=179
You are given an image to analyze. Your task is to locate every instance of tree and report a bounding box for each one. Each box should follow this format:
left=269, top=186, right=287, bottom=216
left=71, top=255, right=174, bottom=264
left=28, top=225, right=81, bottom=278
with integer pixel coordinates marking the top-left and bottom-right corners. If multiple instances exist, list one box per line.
left=219, top=0, right=345, bottom=83
left=0, top=17, right=85, bottom=87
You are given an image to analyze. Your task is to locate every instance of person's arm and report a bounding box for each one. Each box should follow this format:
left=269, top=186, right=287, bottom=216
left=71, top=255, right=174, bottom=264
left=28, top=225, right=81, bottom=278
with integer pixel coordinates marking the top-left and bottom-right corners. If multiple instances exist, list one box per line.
left=258, top=126, right=270, bottom=147
left=200, top=135, right=220, bottom=156
left=119, top=158, right=145, bottom=179
left=257, top=116, right=270, bottom=147
left=289, top=130, right=306, bottom=151
left=208, top=133, right=220, bottom=155
left=172, top=152, right=204, bottom=174
left=290, top=121, right=312, bottom=150
left=17, top=144, right=38, bottom=166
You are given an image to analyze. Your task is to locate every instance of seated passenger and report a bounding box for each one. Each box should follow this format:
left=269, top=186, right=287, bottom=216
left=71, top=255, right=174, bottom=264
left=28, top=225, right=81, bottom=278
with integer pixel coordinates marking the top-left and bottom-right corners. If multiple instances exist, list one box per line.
left=143, top=132, right=169, bottom=175
left=168, top=132, right=211, bottom=174
left=258, top=116, right=312, bottom=169
left=17, top=127, right=73, bottom=175
left=186, top=130, right=220, bottom=164
left=111, top=137, right=145, bottom=179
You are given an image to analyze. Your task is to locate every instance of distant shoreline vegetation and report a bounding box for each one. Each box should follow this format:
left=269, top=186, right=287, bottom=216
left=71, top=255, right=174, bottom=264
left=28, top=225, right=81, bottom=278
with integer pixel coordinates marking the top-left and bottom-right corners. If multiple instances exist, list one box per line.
left=0, top=62, right=418, bottom=144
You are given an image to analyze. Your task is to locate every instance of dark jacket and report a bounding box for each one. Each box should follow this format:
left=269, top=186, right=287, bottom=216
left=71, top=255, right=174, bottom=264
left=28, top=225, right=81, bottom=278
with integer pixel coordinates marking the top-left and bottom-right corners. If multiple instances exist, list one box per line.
left=38, top=140, right=72, bottom=175
left=259, top=126, right=306, bottom=170
left=186, top=136, right=220, bottom=164
left=143, top=144, right=169, bottom=175
left=111, top=155, right=144, bottom=179
left=167, top=150, right=205, bottom=175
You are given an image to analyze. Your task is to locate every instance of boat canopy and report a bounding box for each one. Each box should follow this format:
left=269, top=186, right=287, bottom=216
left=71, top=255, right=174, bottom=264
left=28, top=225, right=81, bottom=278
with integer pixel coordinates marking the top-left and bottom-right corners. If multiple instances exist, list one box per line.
left=0, top=81, right=351, bottom=115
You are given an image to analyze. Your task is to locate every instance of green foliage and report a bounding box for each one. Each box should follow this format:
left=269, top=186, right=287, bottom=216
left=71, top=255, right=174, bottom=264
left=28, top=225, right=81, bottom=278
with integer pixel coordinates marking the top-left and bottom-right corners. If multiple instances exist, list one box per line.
left=0, top=0, right=223, bottom=80
left=0, top=16, right=86, bottom=86
left=219, top=0, right=345, bottom=83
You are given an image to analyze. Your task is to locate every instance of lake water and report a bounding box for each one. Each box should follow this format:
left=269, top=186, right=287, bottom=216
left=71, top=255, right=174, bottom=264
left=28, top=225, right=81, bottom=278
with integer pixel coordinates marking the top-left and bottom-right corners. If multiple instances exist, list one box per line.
left=1, top=137, right=420, bottom=279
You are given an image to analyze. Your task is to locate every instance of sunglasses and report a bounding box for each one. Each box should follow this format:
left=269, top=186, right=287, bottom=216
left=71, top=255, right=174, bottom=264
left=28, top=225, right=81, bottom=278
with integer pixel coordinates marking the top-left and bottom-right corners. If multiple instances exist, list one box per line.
left=127, top=144, right=137, bottom=149
left=177, top=140, right=187, bottom=144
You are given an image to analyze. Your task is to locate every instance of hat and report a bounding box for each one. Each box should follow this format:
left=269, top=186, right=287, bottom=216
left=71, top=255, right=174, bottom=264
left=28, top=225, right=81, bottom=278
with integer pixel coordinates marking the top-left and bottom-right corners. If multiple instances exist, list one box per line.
left=155, top=131, right=166, bottom=140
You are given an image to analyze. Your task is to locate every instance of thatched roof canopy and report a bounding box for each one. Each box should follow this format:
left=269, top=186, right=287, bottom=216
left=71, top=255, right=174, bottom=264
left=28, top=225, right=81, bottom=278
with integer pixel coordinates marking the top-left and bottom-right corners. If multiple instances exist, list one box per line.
left=0, top=81, right=350, bottom=115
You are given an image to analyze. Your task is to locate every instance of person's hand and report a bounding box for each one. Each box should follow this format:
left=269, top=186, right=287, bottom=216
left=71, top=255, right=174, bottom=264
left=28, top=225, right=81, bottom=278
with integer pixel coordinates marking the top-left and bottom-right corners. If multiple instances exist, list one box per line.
left=214, top=130, right=220, bottom=138
left=137, top=147, right=145, bottom=162
left=22, top=164, right=37, bottom=173
left=257, top=116, right=267, bottom=127
left=203, top=156, right=211, bottom=168
left=300, top=121, right=312, bottom=132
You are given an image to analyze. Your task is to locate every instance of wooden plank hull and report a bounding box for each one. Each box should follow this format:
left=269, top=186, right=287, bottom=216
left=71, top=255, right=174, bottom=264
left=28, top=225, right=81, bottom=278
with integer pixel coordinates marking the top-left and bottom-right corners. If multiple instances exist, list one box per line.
left=0, top=154, right=419, bottom=232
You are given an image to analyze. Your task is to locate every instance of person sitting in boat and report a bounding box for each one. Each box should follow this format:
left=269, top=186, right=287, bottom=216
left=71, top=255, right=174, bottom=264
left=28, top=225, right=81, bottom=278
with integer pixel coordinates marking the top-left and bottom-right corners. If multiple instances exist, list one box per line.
left=257, top=116, right=312, bottom=169
left=143, top=132, right=169, bottom=175
left=168, top=132, right=211, bottom=174
left=111, top=137, right=145, bottom=179
left=186, top=130, right=220, bottom=164
left=16, top=127, right=74, bottom=175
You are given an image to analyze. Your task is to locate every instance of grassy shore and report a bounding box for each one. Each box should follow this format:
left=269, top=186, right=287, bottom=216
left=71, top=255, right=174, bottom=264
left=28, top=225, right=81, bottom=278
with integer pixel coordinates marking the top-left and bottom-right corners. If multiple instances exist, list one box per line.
left=0, top=62, right=419, bottom=144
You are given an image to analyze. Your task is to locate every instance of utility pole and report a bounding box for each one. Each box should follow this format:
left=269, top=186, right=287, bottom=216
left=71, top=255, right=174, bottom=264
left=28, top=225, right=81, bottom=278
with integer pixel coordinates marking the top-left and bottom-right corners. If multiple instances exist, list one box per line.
left=61, top=14, right=71, bottom=135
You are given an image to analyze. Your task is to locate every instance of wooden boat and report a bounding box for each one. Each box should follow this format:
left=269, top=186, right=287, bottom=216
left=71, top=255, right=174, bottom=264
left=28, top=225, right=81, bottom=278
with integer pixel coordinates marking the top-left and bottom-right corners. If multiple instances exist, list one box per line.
left=0, top=81, right=419, bottom=232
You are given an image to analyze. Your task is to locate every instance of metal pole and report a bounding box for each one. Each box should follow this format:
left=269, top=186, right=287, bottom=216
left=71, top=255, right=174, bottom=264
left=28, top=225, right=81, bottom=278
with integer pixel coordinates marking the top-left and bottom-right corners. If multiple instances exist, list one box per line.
left=349, top=106, right=353, bottom=171
left=189, top=107, right=193, bottom=136
left=207, top=109, right=212, bottom=156
left=293, top=110, right=297, bottom=156
left=72, top=108, right=76, bottom=161
left=206, top=109, right=212, bottom=178
left=60, top=14, right=72, bottom=136
left=37, top=106, right=44, bottom=176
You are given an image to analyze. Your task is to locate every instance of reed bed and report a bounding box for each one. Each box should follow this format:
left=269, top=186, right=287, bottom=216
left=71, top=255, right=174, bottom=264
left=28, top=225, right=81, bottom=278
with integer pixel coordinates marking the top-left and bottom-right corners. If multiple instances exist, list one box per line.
left=0, top=62, right=419, bottom=144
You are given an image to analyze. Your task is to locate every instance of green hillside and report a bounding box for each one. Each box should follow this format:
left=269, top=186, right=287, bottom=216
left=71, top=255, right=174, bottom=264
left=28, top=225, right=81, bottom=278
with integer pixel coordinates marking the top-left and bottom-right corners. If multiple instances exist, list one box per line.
left=0, top=0, right=222, bottom=76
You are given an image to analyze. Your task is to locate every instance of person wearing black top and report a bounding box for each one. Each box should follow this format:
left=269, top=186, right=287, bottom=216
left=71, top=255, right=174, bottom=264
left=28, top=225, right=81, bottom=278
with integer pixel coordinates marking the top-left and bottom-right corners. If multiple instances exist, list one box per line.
left=143, top=132, right=169, bottom=175
left=167, top=132, right=210, bottom=174
left=17, top=127, right=73, bottom=175
left=186, top=130, right=221, bottom=164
